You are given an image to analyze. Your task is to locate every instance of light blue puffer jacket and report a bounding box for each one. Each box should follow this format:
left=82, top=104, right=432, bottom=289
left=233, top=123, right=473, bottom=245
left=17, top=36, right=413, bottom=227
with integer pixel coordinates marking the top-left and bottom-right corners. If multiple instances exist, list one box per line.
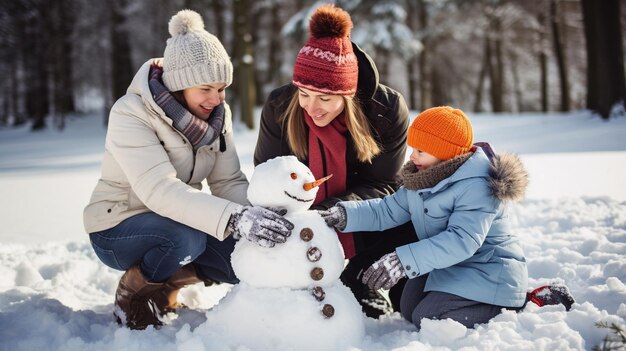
left=340, top=147, right=529, bottom=307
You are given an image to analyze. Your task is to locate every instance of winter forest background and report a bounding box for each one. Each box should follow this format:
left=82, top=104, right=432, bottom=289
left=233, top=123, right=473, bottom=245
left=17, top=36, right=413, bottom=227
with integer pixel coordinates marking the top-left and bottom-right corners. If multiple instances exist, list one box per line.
left=0, top=0, right=625, bottom=131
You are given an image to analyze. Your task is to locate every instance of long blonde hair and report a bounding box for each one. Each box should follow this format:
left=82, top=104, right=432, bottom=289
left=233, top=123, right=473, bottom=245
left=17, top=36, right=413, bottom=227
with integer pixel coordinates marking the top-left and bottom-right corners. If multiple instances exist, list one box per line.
left=280, top=91, right=381, bottom=163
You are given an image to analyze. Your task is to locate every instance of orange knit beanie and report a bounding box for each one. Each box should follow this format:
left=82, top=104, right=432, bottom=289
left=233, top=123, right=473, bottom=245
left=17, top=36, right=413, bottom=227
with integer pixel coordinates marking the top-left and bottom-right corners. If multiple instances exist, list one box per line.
left=407, top=106, right=474, bottom=160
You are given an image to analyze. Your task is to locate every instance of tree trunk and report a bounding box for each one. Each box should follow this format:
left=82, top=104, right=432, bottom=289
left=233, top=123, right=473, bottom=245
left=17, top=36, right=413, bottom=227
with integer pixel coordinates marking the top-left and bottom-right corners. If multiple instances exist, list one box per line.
left=431, top=65, right=446, bottom=107
left=405, top=0, right=420, bottom=110
left=417, top=0, right=430, bottom=110
left=580, top=0, right=625, bottom=119
left=419, top=52, right=430, bottom=111
left=23, top=3, right=50, bottom=130
left=51, top=0, right=77, bottom=130
left=212, top=0, right=226, bottom=51
left=473, top=38, right=489, bottom=112
left=493, top=18, right=505, bottom=112
left=537, top=10, right=549, bottom=112
left=110, top=0, right=134, bottom=106
left=377, top=49, right=390, bottom=86
left=267, top=1, right=281, bottom=97
left=551, top=0, right=571, bottom=111
left=509, top=51, right=523, bottom=112
left=0, top=2, right=17, bottom=125
left=486, top=38, right=502, bottom=113
left=10, top=26, right=24, bottom=125
left=250, top=3, right=264, bottom=106
left=233, top=0, right=256, bottom=129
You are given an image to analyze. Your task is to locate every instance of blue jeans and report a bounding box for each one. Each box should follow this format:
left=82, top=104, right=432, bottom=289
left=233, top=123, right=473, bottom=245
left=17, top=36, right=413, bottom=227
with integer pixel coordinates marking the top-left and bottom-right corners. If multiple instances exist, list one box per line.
left=89, top=212, right=239, bottom=284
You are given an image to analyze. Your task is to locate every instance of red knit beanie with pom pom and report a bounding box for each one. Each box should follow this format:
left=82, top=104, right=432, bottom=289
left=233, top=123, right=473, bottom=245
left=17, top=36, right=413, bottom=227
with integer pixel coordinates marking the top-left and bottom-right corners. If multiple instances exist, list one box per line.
left=292, top=4, right=358, bottom=95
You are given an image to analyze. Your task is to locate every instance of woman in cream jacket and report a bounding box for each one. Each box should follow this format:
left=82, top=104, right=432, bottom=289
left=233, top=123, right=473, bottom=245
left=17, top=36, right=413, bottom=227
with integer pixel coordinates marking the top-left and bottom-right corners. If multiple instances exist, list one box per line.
left=84, top=10, right=293, bottom=330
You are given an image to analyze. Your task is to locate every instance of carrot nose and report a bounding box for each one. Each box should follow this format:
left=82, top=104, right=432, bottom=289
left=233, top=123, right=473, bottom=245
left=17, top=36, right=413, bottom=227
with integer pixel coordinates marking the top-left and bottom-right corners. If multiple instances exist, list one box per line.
left=303, top=174, right=333, bottom=191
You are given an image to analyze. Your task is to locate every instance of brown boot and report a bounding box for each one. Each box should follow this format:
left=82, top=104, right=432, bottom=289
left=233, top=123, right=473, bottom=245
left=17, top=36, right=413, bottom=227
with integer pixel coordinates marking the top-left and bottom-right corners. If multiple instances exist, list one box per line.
left=151, top=264, right=205, bottom=314
left=114, top=266, right=164, bottom=330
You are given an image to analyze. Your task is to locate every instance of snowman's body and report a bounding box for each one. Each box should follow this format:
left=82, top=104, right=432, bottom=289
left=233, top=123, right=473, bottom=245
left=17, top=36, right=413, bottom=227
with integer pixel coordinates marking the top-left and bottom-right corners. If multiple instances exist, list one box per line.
left=204, top=156, right=364, bottom=351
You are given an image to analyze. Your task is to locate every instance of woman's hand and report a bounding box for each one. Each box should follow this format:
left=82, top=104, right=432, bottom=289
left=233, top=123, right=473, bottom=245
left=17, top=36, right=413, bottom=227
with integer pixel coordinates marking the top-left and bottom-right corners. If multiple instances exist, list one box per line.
left=228, top=206, right=294, bottom=248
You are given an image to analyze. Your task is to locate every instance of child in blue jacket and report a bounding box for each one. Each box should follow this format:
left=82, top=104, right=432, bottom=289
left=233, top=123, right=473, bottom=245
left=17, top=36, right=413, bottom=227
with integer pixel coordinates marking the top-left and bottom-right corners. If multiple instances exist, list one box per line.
left=320, top=106, right=531, bottom=328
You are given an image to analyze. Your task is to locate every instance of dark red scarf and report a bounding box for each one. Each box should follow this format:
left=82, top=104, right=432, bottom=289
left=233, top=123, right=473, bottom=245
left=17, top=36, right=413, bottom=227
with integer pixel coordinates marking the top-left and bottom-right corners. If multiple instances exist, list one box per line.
left=304, top=110, right=356, bottom=258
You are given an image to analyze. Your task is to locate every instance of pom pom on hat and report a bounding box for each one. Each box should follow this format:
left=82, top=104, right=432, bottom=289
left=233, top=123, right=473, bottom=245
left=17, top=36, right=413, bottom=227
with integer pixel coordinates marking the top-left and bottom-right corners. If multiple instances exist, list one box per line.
left=292, top=4, right=358, bottom=95
left=309, top=4, right=353, bottom=38
left=408, top=106, right=474, bottom=161
left=162, top=9, right=233, bottom=91
left=168, top=9, right=205, bottom=36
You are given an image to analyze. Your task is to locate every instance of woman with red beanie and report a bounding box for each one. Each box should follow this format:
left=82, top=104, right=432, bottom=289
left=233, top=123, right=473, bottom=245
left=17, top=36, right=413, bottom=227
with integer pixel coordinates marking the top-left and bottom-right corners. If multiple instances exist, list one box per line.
left=254, top=4, right=414, bottom=318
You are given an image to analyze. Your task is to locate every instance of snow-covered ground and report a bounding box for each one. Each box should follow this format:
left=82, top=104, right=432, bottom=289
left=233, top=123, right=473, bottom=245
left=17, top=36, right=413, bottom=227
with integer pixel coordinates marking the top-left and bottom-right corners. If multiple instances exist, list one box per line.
left=0, top=110, right=625, bottom=351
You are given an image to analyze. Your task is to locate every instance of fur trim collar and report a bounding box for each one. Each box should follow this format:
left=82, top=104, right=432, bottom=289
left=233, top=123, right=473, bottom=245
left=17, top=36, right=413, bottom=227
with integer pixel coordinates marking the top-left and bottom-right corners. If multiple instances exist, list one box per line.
left=398, top=151, right=529, bottom=202
left=399, top=152, right=473, bottom=190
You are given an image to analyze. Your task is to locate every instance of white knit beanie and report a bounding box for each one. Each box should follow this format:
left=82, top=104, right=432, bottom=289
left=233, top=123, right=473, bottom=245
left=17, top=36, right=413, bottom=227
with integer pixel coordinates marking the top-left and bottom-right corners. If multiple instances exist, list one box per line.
left=162, top=10, right=233, bottom=91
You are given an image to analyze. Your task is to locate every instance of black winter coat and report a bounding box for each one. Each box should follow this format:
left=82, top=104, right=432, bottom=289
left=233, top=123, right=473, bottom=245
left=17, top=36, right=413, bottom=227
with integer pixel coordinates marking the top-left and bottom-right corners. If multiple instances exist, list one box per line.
left=254, top=43, right=410, bottom=210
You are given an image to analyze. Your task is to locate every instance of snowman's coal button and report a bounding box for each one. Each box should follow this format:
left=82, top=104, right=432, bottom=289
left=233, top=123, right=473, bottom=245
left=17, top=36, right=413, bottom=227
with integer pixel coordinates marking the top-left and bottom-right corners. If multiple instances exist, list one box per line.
left=322, top=304, right=335, bottom=318
left=310, top=267, right=324, bottom=281
left=311, top=286, right=325, bottom=301
left=300, top=228, right=314, bottom=241
left=307, top=247, right=322, bottom=262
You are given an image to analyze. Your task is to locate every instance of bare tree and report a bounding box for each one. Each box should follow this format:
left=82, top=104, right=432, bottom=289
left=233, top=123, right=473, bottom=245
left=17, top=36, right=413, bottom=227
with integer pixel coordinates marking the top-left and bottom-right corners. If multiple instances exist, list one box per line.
left=49, top=0, right=77, bottom=130
left=550, top=0, right=571, bottom=111
left=580, top=0, right=625, bottom=119
left=22, top=1, right=51, bottom=130
left=0, top=1, right=25, bottom=126
left=232, top=0, right=256, bottom=128
left=109, top=0, right=134, bottom=124
left=485, top=16, right=505, bottom=113
left=537, top=6, right=549, bottom=112
left=473, top=38, right=489, bottom=112
left=211, top=0, right=227, bottom=45
left=405, top=0, right=421, bottom=110
left=267, top=1, right=283, bottom=95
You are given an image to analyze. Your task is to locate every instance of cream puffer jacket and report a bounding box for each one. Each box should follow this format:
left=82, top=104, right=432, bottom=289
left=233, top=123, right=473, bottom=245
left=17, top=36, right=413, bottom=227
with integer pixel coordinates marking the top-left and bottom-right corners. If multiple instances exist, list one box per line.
left=83, top=59, right=249, bottom=240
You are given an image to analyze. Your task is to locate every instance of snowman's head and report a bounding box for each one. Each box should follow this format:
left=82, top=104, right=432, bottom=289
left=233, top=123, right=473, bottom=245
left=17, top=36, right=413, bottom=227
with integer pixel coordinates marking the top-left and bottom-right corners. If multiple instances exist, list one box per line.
left=248, top=156, right=331, bottom=213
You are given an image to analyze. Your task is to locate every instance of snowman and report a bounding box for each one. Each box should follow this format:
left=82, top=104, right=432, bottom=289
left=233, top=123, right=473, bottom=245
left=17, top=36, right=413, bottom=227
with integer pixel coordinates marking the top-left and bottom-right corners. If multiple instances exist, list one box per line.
left=202, top=156, right=365, bottom=351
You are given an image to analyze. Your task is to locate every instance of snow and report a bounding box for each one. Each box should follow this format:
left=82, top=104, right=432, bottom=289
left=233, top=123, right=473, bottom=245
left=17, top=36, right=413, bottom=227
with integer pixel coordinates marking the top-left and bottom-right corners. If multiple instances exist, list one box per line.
left=1, top=110, right=625, bottom=351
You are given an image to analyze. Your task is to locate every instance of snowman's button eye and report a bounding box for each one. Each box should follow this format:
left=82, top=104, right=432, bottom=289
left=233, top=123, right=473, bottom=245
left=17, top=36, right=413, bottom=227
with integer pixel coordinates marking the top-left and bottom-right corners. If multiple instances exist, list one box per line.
left=290, top=173, right=297, bottom=180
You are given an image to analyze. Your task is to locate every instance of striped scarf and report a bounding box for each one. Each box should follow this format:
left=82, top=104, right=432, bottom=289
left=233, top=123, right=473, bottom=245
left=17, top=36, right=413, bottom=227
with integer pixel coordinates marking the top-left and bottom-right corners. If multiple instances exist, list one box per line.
left=148, top=64, right=225, bottom=151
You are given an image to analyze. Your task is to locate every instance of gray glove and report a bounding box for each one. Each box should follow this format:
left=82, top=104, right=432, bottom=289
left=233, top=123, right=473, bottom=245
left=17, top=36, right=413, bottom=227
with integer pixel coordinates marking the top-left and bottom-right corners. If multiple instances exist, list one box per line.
left=317, top=205, right=347, bottom=231
left=361, top=252, right=406, bottom=290
left=228, top=206, right=294, bottom=248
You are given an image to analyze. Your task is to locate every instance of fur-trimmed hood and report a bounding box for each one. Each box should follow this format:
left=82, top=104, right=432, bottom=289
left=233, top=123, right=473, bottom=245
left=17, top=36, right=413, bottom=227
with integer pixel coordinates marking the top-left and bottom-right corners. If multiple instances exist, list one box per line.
left=488, top=152, right=528, bottom=202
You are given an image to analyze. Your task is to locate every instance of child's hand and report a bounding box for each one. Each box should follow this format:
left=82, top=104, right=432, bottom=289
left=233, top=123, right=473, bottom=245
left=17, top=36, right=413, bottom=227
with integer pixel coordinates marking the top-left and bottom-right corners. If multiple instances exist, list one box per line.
left=317, top=205, right=347, bottom=230
left=362, top=252, right=406, bottom=290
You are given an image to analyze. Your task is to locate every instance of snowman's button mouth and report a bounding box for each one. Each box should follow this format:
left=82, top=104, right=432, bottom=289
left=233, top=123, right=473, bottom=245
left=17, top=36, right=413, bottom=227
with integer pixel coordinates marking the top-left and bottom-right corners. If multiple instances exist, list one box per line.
left=284, top=191, right=314, bottom=203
